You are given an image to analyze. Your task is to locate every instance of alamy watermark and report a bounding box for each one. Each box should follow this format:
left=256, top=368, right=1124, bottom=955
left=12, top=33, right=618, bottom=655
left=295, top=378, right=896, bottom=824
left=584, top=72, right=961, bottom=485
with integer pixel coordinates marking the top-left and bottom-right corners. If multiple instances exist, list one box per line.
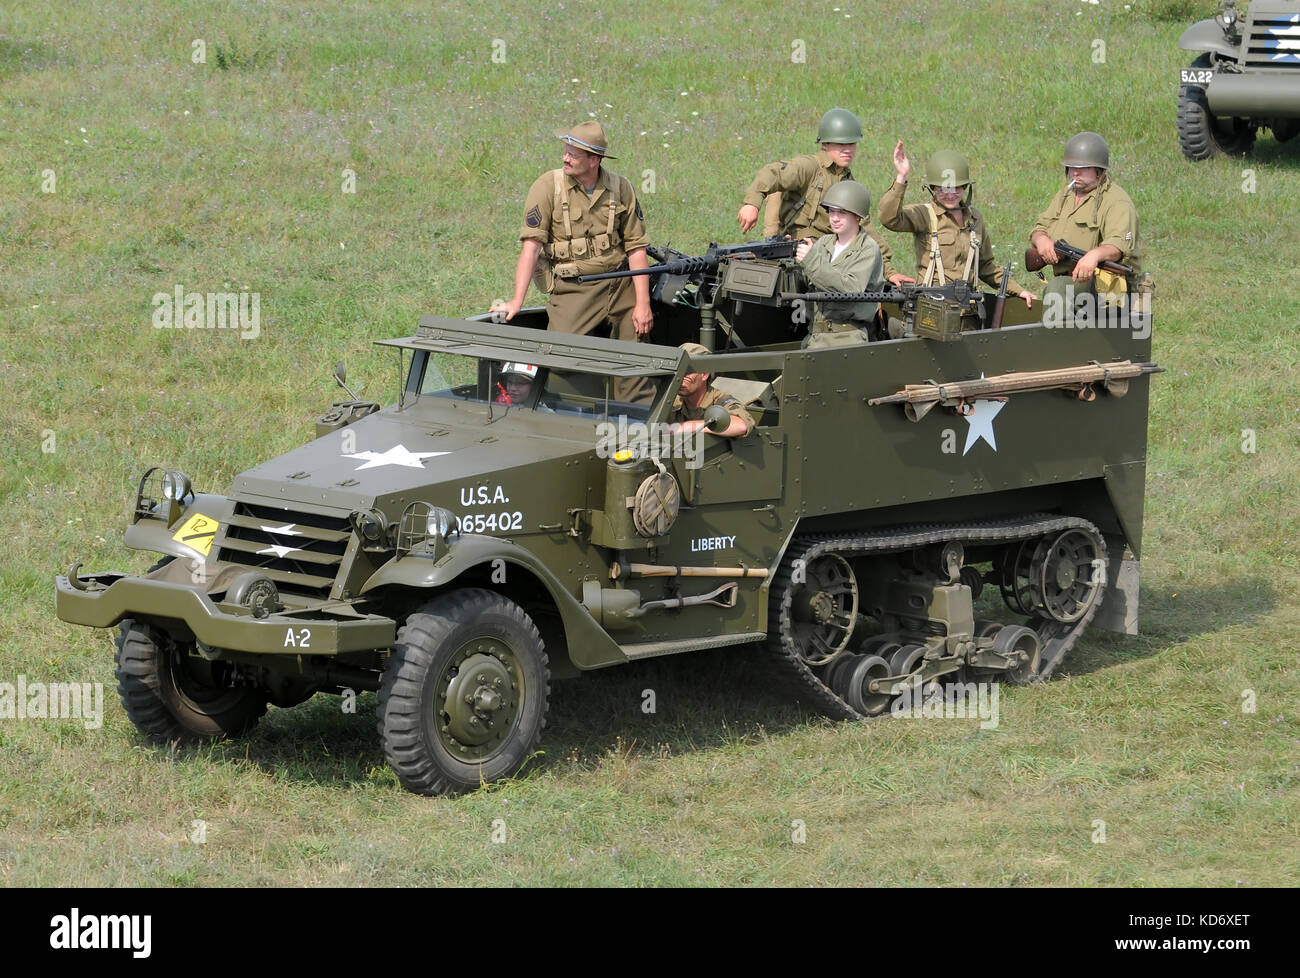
left=0, top=675, right=103, bottom=730
left=890, top=676, right=999, bottom=730
left=1042, top=285, right=1150, bottom=340
left=595, top=415, right=706, bottom=470
left=151, top=284, right=260, bottom=339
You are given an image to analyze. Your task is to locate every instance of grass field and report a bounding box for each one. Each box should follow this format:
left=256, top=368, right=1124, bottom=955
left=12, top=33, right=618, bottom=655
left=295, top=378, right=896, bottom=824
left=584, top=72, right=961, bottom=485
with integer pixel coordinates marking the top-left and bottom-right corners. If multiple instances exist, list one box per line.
left=2, top=0, right=1297, bottom=886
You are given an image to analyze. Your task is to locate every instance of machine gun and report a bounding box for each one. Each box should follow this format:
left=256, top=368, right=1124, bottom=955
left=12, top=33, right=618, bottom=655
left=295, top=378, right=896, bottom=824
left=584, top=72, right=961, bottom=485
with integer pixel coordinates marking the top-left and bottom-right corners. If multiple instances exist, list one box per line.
left=781, top=280, right=985, bottom=341
left=575, top=238, right=799, bottom=284
left=1024, top=239, right=1135, bottom=277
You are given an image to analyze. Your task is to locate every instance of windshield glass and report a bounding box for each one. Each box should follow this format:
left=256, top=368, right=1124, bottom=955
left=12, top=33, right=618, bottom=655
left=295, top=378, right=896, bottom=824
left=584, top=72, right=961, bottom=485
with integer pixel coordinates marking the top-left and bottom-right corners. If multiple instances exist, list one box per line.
left=412, top=352, right=662, bottom=422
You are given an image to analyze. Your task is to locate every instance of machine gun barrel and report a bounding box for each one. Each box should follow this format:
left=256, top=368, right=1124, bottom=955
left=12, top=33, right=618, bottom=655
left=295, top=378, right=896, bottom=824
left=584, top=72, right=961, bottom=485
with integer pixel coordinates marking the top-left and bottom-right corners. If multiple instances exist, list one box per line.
left=780, top=280, right=977, bottom=305
left=575, top=238, right=797, bottom=283
left=1024, top=239, right=1134, bottom=277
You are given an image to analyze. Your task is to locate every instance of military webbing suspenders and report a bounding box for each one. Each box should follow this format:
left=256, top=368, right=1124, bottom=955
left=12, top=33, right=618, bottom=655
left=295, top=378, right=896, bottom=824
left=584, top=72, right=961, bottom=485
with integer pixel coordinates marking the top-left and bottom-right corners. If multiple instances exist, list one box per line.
left=921, top=205, right=979, bottom=287
left=551, top=169, right=618, bottom=253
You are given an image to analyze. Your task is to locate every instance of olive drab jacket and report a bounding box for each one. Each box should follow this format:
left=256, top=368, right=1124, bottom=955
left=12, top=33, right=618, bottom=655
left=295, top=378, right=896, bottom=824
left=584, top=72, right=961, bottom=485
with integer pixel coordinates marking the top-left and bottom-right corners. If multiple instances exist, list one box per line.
left=1031, top=174, right=1140, bottom=292
left=798, top=230, right=884, bottom=328
left=878, top=179, right=1025, bottom=294
left=742, top=150, right=897, bottom=279
left=670, top=386, right=754, bottom=437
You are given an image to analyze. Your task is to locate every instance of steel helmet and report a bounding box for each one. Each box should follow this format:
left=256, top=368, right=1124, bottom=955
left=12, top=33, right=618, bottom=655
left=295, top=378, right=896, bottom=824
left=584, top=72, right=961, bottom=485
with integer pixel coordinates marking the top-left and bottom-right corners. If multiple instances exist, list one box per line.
left=1062, top=131, right=1110, bottom=169
left=500, top=362, right=539, bottom=380
left=924, top=149, right=972, bottom=189
left=816, top=108, right=863, bottom=144
left=820, top=179, right=871, bottom=219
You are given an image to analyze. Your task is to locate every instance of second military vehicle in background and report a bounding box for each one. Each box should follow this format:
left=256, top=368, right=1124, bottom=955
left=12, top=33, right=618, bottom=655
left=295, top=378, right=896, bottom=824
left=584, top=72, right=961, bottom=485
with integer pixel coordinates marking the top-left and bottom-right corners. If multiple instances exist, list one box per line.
left=1177, top=0, right=1300, bottom=160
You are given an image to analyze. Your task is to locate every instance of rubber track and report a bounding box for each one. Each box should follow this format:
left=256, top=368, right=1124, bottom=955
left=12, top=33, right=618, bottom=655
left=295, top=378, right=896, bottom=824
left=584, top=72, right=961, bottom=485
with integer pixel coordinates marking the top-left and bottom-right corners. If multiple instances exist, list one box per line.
left=766, top=514, right=1107, bottom=720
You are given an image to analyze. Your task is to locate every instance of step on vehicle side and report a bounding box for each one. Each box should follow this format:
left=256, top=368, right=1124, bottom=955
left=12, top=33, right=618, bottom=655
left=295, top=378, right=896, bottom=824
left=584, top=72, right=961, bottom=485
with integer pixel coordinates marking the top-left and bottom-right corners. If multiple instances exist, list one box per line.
left=1177, top=0, right=1300, bottom=160
left=56, top=243, right=1160, bottom=795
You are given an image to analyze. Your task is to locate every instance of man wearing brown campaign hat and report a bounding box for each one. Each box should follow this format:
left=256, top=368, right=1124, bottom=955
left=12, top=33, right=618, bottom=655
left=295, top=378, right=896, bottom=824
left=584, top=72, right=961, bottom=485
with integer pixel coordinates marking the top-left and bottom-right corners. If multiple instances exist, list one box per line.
left=491, top=121, right=654, bottom=353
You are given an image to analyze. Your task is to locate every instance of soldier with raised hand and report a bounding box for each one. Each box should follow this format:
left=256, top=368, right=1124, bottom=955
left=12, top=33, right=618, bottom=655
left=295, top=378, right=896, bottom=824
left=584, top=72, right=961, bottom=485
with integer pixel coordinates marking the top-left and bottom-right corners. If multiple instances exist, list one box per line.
left=737, top=109, right=911, bottom=287
left=491, top=121, right=654, bottom=341
left=879, top=142, right=1035, bottom=307
left=1029, top=131, right=1140, bottom=318
left=794, top=180, right=884, bottom=348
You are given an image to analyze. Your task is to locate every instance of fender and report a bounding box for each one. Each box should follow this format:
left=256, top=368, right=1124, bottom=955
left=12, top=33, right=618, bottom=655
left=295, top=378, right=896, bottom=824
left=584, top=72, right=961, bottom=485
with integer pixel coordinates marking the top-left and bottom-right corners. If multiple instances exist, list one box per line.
left=1178, top=20, right=1239, bottom=59
left=360, top=535, right=626, bottom=670
left=124, top=493, right=235, bottom=563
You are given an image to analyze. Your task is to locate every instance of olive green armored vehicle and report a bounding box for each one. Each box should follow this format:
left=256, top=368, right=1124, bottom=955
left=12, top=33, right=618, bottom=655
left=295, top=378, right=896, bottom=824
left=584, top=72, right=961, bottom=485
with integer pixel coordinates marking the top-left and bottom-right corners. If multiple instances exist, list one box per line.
left=1177, top=0, right=1300, bottom=159
left=56, top=244, right=1159, bottom=796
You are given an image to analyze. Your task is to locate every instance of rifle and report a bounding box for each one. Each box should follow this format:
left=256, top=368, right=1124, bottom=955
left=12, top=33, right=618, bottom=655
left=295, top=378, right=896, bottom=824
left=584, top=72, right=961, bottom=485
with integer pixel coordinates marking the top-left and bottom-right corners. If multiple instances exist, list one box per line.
left=990, top=264, right=1012, bottom=330
left=575, top=238, right=798, bottom=283
left=1025, top=239, right=1134, bottom=277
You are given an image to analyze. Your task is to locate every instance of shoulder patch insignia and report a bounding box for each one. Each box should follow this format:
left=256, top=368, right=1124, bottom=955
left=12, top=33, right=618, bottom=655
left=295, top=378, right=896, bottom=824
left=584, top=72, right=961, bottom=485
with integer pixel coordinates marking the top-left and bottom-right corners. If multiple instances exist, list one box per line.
left=525, top=205, right=542, bottom=228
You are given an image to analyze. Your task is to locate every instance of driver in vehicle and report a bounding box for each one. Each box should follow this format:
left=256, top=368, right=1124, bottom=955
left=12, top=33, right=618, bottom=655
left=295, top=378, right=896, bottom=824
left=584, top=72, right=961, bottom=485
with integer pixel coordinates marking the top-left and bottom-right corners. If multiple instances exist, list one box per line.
left=494, top=362, right=539, bottom=406
left=669, top=343, right=753, bottom=438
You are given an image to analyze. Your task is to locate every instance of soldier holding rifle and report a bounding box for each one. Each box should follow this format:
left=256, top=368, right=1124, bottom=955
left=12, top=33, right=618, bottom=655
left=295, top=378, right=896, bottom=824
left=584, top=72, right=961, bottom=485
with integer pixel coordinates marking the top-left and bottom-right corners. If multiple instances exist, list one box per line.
left=1028, top=131, right=1140, bottom=318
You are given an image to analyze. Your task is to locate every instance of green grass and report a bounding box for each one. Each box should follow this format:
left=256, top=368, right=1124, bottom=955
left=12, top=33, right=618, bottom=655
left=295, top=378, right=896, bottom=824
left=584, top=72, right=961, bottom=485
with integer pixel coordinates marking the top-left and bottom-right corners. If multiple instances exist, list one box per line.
left=2, top=0, right=1298, bottom=886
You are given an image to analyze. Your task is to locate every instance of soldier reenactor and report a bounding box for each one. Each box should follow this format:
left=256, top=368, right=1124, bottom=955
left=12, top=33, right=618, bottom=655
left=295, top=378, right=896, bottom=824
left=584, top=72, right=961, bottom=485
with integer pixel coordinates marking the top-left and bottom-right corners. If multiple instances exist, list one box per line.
left=1029, top=131, right=1140, bottom=318
left=491, top=121, right=654, bottom=341
left=794, top=180, right=884, bottom=348
left=670, top=343, right=753, bottom=438
left=879, top=142, right=1035, bottom=307
left=736, top=109, right=911, bottom=287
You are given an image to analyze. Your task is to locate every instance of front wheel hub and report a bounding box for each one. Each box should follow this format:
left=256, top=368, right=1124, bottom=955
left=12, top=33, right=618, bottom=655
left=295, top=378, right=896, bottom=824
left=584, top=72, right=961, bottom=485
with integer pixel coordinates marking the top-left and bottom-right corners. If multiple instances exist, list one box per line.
left=440, top=650, right=519, bottom=751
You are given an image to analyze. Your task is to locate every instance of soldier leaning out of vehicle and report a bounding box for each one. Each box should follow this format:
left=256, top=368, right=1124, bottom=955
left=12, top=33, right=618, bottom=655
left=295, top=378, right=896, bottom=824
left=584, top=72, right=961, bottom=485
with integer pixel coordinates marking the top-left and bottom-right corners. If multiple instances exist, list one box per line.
left=1029, top=131, right=1140, bottom=319
left=736, top=108, right=912, bottom=287
left=879, top=141, right=1035, bottom=308
left=669, top=343, right=753, bottom=439
left=793, top=180, right=884, bottom=349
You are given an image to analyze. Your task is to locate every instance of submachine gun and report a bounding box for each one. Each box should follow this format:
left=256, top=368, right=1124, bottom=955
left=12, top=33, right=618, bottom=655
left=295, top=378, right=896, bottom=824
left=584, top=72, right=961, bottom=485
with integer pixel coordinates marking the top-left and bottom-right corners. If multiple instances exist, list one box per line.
left=1024, top=239, right=1135, bottom=278
left=577, top=238, right=801, bottom=349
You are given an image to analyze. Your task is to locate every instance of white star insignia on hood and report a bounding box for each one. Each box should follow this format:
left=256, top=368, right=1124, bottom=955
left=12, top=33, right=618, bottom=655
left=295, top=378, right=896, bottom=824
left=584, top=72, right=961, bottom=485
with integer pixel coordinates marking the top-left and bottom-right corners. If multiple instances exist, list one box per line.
left=344, top=445, right=449, bottom=470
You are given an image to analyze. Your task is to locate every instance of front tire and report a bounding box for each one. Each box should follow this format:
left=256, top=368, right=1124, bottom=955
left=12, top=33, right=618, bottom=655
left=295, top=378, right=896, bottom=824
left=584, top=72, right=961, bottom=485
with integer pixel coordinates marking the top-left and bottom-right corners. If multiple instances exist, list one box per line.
left=1177, top=54, right=1257, bottom=160
left=376, top=589, right=550, bottom=796
left=114, top=620, right=268, bottom=743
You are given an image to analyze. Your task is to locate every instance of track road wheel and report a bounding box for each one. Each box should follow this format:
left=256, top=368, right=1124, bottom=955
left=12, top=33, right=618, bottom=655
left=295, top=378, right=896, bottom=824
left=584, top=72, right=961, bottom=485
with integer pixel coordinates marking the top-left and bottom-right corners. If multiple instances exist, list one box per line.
left=377, top=589, right=550, bottom=796
left=115, top=619, right=268, bottom=743
left=1177, top=54, right=1257, bottom=160
left=992, top=625, right=1042, bottom=685
left=843, top=654, right=893, bottom=716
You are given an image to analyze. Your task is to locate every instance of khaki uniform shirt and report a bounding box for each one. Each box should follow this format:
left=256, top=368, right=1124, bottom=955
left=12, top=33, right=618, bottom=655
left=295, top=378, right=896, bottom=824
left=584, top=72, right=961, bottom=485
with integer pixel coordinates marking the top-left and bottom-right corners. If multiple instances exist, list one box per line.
left=799, top=230, right=884, bottom=327
left=519, top=166, right=649, bottom=341
left=1031, top=175, right=1140, bottom=277
left=670, top=386, right=754, bottom=437
left=878, top=179, right=1025, bottom=294
left=742, top=150, right=896, bottom=278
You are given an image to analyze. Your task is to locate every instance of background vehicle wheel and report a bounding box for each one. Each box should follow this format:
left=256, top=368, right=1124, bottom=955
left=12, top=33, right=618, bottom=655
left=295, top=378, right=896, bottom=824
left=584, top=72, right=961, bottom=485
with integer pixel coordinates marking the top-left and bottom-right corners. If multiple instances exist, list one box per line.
left=377, top=589, right=550, bottom=796
left=115, top=619, right=268, bottom=743
left=1177, top=54, right=1257, bottom=160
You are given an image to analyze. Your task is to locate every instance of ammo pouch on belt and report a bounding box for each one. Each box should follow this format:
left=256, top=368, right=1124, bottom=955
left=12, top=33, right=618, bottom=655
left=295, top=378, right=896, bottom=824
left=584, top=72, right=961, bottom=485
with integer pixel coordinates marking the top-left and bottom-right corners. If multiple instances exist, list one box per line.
left=547, top=237, right=625, bottom=283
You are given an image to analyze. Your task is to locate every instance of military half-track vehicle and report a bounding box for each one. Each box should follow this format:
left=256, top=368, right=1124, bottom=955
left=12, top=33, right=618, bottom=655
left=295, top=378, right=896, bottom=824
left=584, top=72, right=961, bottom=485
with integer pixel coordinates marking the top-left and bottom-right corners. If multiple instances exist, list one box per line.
left=1177, top=0, right=1300, bottom=159
left=56, top=244, right=1159, bottom=796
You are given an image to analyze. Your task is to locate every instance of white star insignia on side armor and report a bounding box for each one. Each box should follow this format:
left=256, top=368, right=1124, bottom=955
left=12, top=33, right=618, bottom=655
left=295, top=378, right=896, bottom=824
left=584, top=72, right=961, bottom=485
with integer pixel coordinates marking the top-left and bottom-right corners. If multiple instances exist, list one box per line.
left=961, top=399, right=1006, bottom=456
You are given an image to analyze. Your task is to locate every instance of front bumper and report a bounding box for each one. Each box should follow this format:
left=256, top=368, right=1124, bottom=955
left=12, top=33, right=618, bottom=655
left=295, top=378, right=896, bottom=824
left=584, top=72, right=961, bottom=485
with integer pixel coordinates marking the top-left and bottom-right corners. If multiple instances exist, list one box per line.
left=55, top=569, right=396, bottom=655
left=1205, top=73, right=1300, bottom=119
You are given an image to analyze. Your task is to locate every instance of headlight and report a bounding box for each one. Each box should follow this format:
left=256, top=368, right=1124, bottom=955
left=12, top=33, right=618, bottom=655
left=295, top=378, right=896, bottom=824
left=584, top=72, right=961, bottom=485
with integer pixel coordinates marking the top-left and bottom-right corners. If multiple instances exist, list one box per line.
left=398, top=502, right=458, bottom=557
left=162, top=469, right=191, bottom=502
left=350, top=508, right=391, bottom=550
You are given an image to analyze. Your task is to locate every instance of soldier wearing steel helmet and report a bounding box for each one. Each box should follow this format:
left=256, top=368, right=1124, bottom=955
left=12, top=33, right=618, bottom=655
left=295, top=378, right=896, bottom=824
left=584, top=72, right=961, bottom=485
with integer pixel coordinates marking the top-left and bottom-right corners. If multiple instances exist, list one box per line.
left=491, top=121, right=654, bottom=342
left=1029, top=131, right=1140, bottom=314
left=794, top=180, right=884, bottom=348
left=879, top=142, right=1036, bottom=308
left=737, top=109, right=910, bottom=286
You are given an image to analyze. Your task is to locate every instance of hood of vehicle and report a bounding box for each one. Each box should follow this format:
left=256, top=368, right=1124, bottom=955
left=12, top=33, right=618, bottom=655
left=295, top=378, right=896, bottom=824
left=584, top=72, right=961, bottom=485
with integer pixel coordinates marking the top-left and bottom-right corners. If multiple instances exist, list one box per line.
left=230, top=406, right=598, bottom=513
